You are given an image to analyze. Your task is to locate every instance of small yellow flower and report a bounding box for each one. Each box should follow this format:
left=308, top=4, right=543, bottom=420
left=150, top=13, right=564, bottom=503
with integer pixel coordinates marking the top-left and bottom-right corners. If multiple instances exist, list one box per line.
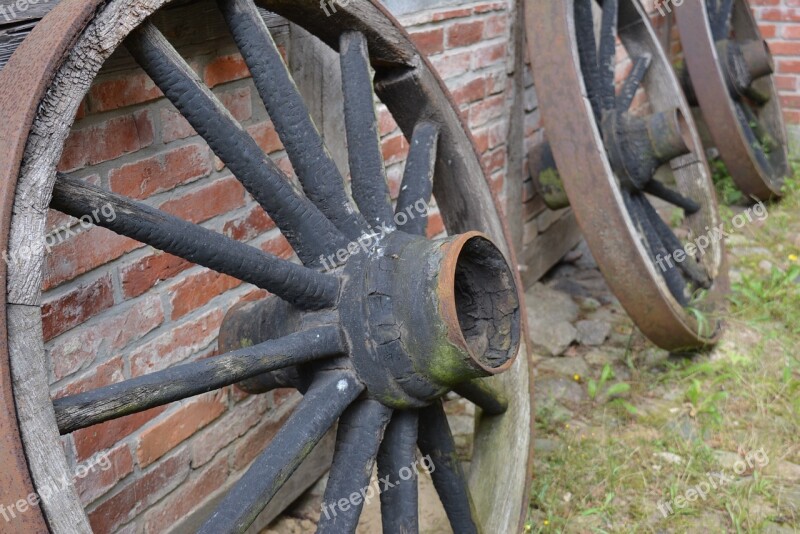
left=573, top=374, right=581, bottom=382
left=790, top=254, right=798, bottom=262
left=544, top=520, right=550, bottom=526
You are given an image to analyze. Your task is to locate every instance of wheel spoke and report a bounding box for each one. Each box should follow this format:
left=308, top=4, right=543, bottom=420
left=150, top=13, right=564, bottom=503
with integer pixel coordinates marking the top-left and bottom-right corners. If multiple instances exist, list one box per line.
left=317, top=400, right=392, bottom=534
left=200, top=371, right=364, bottom=534
left=340, top=31, right=395, bottom=229
left=377, top=411, right=419, bottom=534
left=642, top=179, right=701, bottom=214
left=623, top=190, right=688, bottom=305
left=453, top=379, right=508, bottom=416
left=616, top=54, right=651, bottom=111
left=51, top=174, right=339, bottom=310
left=575, top=0, right=603, bottom=122
left=598, top=0, right=619, bottom=112
left=735, top=101, right=775, bottom=175
left=417, top=401, right=479, bottom=534
left=126, top=21, right=347, bottom=266
left=217, top=0, right=368, bottom=240
left=396, top=121, right=439, bottom=236
left=712, top=0, right=734, bottom=41
left=639, top=197, right=712, bottom=289
left=54, top=326, right=344, bottom=434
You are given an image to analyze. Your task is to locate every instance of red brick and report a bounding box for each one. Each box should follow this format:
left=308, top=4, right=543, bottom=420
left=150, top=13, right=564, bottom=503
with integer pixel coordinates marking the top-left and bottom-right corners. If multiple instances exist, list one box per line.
left=223, top=205, right=275, bottom=242
left=472, top=43, right=507, bottom=69
left=142, top=454, right=229, bottom=533
left=260, top=233, right=294, bottom=260
left=410, top=28, right=445, bottom=56
left=48, top=327, right=104, bottom=381
left=89, top=72, right=163, bottom=113
left=159, top=176, right=246, bottom=224
left=169, top=269, right=242, bottom=319
left=136, top=391, right=227, bottom=467
left=129, top=309, right=223, bottom=377
left=216, top=86, right=253, bottom=122
left=58, top=111, right=154, bottom=172
left=53, top=357, right=125, bottom=400
left=381, top=133, right=409, bottom=166
left=378, top=106, right=399, bottom=137
left=161, top=107, right=196, bottom=144
left=41, top=274, right=115, bottom=342
left=204, top=53, right=251, bottom=88
left=232, top=407, right=293, bottom=470
left=469, top=94, right=506, bottom=128
left=430, top=50, right=472, bottom=79
left=432, top=7, right=471, bottom=21
left=190, top=395, right=267, bottom=468
left=74, top=443, right=135, bottom=505
left=74, top=405, right=167, bottom=462
left=446, top=20, right=485, bottom=48
left=120, top=251, right=192, bottom=299
left=109, top=144, right=212, bottom=200
left=44, top=226, right=142, bottom=291
left=452, top=77, right=487, bottom=106
left=769, top=40, right=800, bottom=55
left=87, top=449, right=189, bottom=533
left=483, top=14, right=508, bottom=39
left=247, top=121, right=284, bottom=155
left=426, top=211, right=445, bottom=238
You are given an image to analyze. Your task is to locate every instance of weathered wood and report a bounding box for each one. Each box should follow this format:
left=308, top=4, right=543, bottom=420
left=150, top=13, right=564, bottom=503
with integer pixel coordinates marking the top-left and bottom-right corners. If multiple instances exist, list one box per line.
left=8, top=304, right=91, bottom=533
left=199, top=371, right=363, bottom=533
left=376, top=410, right=419, bottom=533
left=51, top=174, right=340, bottom=310
left=396, top=120, right=438, bottom=236
left=53, top=325, right=344, bottom=434
left=521, top=211, right=583, bottom=289
left=505, top=0, right=526, bottom=254
left=317, top=400, right=392, bottom=533
left=453, top=379, right=508, bottom=416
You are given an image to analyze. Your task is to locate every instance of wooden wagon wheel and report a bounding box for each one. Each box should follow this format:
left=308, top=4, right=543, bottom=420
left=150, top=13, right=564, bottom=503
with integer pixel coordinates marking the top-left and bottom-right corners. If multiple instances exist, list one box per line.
left=0, top=0, right=534, bottom=532
left=675, top=0, right=792, bottom=201
left=526, top=0, right=729, bottom=351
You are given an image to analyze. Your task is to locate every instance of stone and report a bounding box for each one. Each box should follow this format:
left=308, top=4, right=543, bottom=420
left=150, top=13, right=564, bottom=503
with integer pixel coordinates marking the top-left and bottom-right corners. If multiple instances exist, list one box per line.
left=585, top=348, right=626, bottom=367
left=529, top=320, right=577, bottom=356
left=525, top=283, right=579, bottom=324
left=653, top=452, right=683, bottom=465
left=537, top=356, right=590, bottom=379
left=640, top=347, right=670, bottom=368
left=580, top=297, right=601, bottom=312
left=534, top=376, right=587, bottom=406
left=576, top=320, right=611, bottom=346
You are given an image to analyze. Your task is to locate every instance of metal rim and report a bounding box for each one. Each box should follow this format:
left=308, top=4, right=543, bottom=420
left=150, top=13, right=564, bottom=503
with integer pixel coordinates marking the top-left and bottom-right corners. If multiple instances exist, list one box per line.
left=0, top=0, right=534, bottom=532
left=526, top=0, right=729, bottom=351
left=675, top=0, right=791, bottom=200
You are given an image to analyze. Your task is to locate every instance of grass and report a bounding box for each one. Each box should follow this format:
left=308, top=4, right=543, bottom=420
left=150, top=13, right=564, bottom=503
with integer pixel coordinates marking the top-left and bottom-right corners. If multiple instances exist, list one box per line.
left=527, top=164, right=800, bottom=533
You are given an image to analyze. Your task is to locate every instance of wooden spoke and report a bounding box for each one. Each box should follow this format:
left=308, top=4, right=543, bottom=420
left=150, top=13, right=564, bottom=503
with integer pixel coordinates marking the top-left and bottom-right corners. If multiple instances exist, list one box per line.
left=317, top=400, right=392, bottom=534
left=453, top=379, right=508, bottom=416
left=736, top=101, right=775, bottom=174
left=51, top=174, right=339, bottom=310
left=639, top=197, right=712, bottom=289
left=53, top=326, right=344, bottom=434
left=340, top=31, right=394, bottom=230
left=126, top=21, right=347, bottom=266
left=395, top=121, right=439, bottom=236
left=200, top=371, right=364, bottom=534
left=617, top=54, right=651, bottom=111
left=216, top=0, right=368, bottom=240
left=712, top=0, right=734, bottom=41
left=642, top=179, right=701, bottom=214
left=623, top=190, right=688, bottom=305
left=575, top=0, right=603, bottom=122
left=599, top=0, right=619, bottom=112
left=417, top=401, right=479, bottom=534
left=377, top=410, right=419, bottom=534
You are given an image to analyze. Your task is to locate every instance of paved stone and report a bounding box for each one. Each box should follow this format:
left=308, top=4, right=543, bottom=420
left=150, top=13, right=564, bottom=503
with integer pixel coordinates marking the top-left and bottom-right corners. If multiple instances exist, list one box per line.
left=585, top=347, right=627, bottom=367
left=537, top=356, right=590, bottom=379
left=576, top=320, right=611, bottom=346
left=525, top=283, right=579, bottom=324
left=529, top=319, right=577, bottom=356
left=534, top=376, right=587, bottom=406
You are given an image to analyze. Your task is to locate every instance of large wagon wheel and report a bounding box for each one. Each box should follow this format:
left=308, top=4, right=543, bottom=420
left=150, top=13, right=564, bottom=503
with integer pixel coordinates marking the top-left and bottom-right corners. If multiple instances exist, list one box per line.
left=526, top=0, right=729, bottom=350
left=675, top=0, right=792, bottom=201
left=0, top=0, right=534, bottom=532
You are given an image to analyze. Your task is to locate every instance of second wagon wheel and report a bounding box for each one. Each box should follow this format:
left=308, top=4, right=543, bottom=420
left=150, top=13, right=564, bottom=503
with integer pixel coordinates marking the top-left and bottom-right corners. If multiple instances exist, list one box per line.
left=526, top=0, right=729, bottom=350
left=675, top=0, right=792, bottom=201
left=0, top=0, right=533, bottom=532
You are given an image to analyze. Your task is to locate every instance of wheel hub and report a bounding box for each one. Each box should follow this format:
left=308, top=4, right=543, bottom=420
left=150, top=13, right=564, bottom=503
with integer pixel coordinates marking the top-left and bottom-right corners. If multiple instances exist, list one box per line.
left=340, top=231, right=520, bottom=408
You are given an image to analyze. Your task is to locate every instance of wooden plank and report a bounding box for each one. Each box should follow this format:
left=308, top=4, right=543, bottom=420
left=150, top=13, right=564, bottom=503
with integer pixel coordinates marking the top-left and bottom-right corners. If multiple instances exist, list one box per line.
left=521, top=210, right=583, bottom=288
